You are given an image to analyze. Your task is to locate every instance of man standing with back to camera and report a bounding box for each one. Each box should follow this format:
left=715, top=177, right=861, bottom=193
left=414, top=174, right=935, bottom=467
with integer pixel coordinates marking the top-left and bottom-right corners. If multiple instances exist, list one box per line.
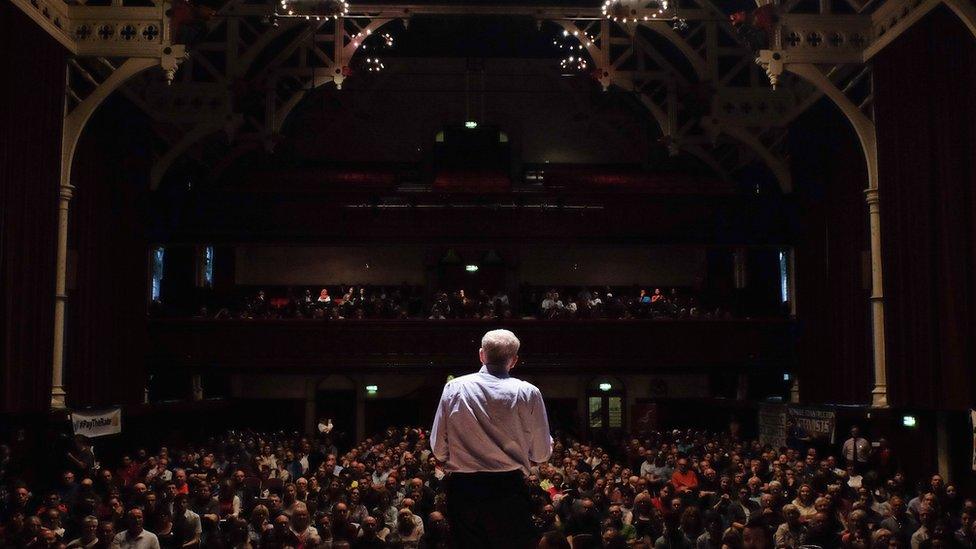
left=431, top=329, right=553, bottom=549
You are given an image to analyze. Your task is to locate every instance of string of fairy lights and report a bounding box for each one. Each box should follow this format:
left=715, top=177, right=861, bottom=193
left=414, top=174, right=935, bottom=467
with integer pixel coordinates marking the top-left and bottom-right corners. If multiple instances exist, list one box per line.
left=277, top=0, right=348, bottom=20
left=352, top=29, right=394, bottom=72
left=602, top=0, right=689, bottom=30
left=268, top=0, right=688, bottom=75
left=555, top=29, right=594, bottom=73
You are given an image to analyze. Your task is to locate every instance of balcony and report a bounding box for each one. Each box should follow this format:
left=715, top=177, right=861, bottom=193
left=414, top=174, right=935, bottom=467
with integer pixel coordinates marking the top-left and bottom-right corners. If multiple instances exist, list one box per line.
left=148, top=318, right=795, bottom=373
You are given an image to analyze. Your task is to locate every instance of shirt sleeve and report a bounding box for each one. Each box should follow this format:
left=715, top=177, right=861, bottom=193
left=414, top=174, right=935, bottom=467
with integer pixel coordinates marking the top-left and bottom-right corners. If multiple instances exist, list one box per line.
left=430, top=384, right=452, bottom=463
left=526, top=387, right=553, bottom=463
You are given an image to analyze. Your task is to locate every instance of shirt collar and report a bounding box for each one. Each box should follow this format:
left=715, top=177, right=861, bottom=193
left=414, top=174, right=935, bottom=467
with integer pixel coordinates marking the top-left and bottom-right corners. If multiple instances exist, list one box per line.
left=479, top=365, right=509, bottom=379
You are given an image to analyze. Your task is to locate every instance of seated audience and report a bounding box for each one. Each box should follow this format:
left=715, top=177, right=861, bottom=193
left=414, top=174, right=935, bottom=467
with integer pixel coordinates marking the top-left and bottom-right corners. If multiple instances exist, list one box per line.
left=152, top=282, right=771, bottom=321
left=2, top=419, right=946, bottom=549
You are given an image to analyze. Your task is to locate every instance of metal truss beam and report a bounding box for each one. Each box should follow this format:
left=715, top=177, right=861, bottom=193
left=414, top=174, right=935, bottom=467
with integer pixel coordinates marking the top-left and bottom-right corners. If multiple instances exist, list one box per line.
left=11, top=0, right=175, bottom=57
left=18, top=0, right=968, bottom=410
left=767, top=0, right=976, bottom=66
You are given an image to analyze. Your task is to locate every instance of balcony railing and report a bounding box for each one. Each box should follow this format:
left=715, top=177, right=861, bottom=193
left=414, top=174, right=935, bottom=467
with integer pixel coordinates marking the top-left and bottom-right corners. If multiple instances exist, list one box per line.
left=148, top=318, right=795, bottom=373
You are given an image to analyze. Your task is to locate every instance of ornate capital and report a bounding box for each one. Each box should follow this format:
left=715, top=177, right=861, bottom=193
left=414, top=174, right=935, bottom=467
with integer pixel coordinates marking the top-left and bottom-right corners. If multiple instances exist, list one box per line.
left=755, top=50, right=784, bottom=90
left=160, top=44, right=188, bottom=85
left=59, top=183, right=75, bottom=202
left=864, top=187, right=880, bottom=207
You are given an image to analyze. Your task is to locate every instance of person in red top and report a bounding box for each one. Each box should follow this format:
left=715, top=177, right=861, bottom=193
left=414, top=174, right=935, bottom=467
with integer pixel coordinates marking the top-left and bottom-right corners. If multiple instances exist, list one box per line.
left=115, top=456, right=141, bottom=488
left=671, top=458, right=700, bottom=494
left=651, top=484, right=674, bottom=514
left=173, top=469, right=190, bottom=495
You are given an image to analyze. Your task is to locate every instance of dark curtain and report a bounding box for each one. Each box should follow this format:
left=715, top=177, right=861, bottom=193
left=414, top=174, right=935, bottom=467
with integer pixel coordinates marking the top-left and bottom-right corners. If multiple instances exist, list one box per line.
left=789, top=99, right=873, bottom=405
left=0, top=3, right=66, bottom=413
left=67, top=97, right=152, bottom=408
left=875, top=6, right=976, bottom=410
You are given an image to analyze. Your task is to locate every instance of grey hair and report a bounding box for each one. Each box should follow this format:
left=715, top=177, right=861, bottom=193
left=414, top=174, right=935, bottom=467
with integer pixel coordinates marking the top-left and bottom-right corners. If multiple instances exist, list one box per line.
left=481, top=329, right=520, bottom=368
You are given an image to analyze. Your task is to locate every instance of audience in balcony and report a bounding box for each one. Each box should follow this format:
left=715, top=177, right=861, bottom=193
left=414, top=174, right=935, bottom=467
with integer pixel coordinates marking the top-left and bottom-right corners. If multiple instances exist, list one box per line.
left=155, top=284, right=755, bottom=321
left=531, top=287, right=730, bottom=320
left=0, top=420, right=966, bottom=549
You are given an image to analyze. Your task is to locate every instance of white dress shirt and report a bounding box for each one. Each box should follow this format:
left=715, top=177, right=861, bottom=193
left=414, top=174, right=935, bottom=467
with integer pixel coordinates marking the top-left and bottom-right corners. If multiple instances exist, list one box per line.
left=843, top=437, right=871, bottom=464
left=110, top=530, right=160, bottom=549
left=431, top=365, right=552, bottom=475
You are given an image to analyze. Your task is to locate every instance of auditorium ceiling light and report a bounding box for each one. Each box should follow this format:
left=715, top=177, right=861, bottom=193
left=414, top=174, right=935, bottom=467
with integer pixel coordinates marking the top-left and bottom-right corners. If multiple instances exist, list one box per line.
left=554, top=29, right=592, bottom=75
left=364, top=58, right=385, bottom=73
left=560, top=55, right=589, bottom=73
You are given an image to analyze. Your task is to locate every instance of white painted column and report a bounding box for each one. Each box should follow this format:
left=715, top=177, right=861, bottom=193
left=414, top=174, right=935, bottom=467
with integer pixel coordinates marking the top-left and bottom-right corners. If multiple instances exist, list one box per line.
left=50, top=182, right=74, bottom=410
left=779, top=63, right=889, bottom=407
left=865, top=188, right=888, bottom=408
left=191, top=374, right=203, bottom=401
left=733, top=247, right=748, bottom=289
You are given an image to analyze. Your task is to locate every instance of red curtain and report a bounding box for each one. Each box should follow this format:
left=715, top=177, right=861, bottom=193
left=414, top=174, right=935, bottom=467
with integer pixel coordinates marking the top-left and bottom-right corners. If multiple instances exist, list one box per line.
left=0, top=3, right=66, bottom=413
left=67, top=97, right=152, bottom=408
left=789, top=99, right=873, bottom=405
left=874, top=6, right=976, bottom=409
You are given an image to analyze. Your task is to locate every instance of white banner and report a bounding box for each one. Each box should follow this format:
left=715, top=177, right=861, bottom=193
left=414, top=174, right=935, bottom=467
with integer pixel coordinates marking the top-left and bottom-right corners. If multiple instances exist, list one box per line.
left=758, top=404, right=787, bottom=449
left=788, top=406, right=837, bottom=444
left=970, top=410, right=976, bottom=472
left=71, top=408, right=122, bottom=438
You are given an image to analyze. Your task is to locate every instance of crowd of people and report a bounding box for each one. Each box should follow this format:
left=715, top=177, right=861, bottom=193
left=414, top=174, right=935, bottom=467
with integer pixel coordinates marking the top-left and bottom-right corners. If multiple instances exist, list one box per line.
left=0, top=421, right=967, bottom=549
left=153, top=285, right=745, bottom=321
left=524, top=287, right=733, bottom=320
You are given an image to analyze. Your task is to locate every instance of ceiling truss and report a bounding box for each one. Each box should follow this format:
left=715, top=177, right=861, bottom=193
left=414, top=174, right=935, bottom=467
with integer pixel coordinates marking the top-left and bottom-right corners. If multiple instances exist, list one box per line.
left=12, top=0, right=975, bottom=193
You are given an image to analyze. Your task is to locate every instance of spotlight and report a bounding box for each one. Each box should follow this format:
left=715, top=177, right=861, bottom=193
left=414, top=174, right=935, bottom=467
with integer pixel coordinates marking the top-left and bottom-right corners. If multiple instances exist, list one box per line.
left=465, top=120, right=478, bottom=129
left=902, top=415, right=917, bottom=427
left=599, top=382, right=613, bottom=392
left=465, top=264, right=479, bottom=272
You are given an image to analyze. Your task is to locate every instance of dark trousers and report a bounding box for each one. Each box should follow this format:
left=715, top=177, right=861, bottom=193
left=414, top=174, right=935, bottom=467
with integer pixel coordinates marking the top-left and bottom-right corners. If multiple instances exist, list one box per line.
left=444, top=470, right=537, bottom=549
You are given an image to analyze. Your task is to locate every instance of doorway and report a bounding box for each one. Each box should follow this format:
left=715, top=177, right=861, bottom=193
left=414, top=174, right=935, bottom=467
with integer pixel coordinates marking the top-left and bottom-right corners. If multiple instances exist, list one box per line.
left=587, top=377, right=626, bottom=445
left=316, top=390, right=356, bottom=450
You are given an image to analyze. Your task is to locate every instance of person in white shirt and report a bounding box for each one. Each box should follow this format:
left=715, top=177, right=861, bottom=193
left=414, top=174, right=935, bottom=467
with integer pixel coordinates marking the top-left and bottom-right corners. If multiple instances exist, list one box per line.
left=288, top=502, right=320, bottom=547
left=171, top=495, right=201, bottom=548
left=842, top=426, right=872, bottom=471
left=66, top=516, right=99, bottom=549
left=540, top=292, right=557, bottom=314
left=431, top=329, right=552, bottom=548
left=110, top=509, right=159, bottom=549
